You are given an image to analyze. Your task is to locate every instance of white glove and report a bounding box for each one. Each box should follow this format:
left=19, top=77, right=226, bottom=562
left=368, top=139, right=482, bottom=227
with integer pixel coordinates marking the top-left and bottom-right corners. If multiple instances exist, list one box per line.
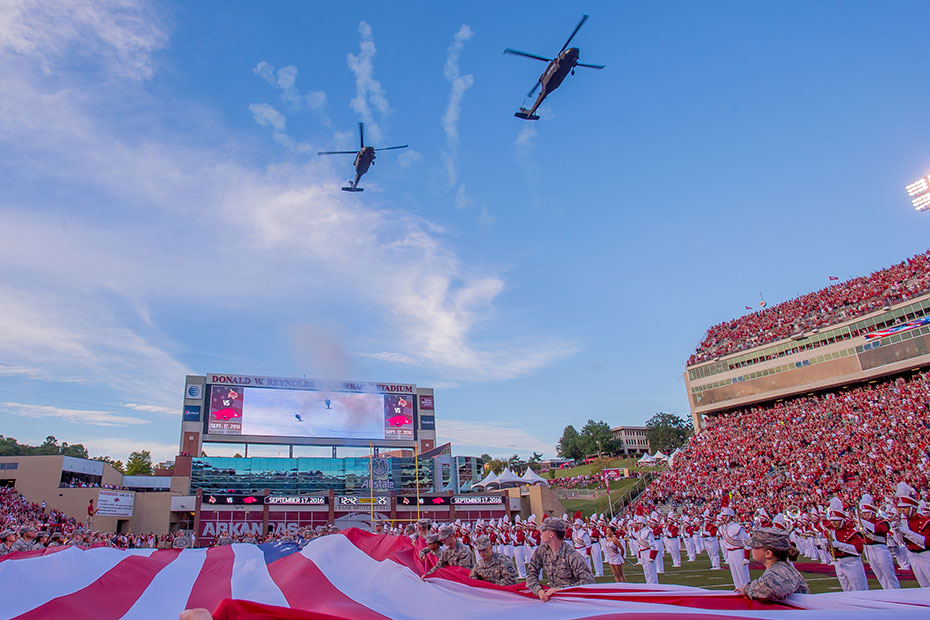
left=832, top=540, right=858, bottom=555
left=901, top=528, right=926, bottom=546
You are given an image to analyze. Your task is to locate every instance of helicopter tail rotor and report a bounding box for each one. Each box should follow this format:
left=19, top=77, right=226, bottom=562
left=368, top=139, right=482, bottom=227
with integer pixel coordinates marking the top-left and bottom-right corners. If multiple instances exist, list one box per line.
left=527, top=81, right=541, bottom=98
left=359, top=122, right=365, bottom=149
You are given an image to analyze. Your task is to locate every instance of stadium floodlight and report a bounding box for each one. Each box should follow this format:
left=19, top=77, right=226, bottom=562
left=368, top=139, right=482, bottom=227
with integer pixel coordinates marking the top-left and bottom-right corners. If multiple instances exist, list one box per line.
left=906, top=175, right=930, bottom=211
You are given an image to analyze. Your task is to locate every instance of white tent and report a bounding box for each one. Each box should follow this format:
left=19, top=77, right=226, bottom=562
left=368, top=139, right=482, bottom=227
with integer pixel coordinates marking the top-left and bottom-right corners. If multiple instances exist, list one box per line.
left=495, top=468, right=523, bottom=488
left=638, top=452, right=657, bottom=464
left=473, top=470, right=498, bottom=489
left=654, top=450, right=668, bottom=461
left=521, top=467, right=549, bottom=486
left=669, top=448, right=681, bottom=465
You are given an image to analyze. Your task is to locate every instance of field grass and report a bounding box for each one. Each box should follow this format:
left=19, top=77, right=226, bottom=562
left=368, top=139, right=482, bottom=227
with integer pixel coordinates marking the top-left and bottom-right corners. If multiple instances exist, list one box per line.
left=582, top=552, right=920, bottom=594
left=546, top=457, right=664, bottom=480
left=559, top=479, right=640, bottom=517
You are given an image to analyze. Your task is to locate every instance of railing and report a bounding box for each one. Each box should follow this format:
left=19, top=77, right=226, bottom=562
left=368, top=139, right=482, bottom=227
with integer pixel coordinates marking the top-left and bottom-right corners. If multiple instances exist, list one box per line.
left=608, top=471, right=654, bottom=514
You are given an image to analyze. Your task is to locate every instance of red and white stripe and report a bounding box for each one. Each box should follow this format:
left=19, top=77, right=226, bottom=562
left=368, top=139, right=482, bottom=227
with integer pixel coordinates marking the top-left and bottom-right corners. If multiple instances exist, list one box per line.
left=1, top=530, right=928, bottom=620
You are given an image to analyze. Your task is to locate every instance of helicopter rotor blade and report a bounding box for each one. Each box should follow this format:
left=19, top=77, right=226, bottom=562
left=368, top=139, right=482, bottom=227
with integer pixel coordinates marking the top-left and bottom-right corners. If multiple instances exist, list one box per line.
left=527, top=81, right=541, bottom=98
left=317, top=150, right=358, bottom=155
left=503, top=49, right=551, bottom=62
left=575, top=62, right=606, bottom=69
left=560, top=14, right=589, bottom=53
left=374, top=145, right=408, bottom=151
left=359, top=122, right=365, bottom=149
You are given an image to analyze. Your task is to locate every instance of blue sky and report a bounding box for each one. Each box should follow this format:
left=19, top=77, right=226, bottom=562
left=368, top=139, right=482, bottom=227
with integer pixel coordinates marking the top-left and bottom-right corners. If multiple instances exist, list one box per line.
left=2, top=1, right=930, bottom=463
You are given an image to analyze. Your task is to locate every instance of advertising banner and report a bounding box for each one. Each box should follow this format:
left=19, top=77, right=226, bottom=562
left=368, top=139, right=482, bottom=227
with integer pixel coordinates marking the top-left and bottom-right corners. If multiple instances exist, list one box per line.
left=183, top=405, right=201, bottom=422
left=96, top=490, right=135, bottom=517
left=418, top=395, right=434, bottom=410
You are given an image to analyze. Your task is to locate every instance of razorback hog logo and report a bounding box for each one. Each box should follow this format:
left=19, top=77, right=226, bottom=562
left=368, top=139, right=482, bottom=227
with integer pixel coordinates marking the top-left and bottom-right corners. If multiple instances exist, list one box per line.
left=213, top=408, right=241, bottom=421
left=387, top=414, right=412, bottom=427
left=242, top=496, right=258, bottom=504
left=432, top=497, right=445, bottom=504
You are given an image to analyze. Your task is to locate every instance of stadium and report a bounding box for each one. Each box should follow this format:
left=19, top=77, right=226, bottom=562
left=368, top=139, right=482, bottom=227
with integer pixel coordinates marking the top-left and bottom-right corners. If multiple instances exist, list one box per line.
left=3, top=4, right=930, bottom=618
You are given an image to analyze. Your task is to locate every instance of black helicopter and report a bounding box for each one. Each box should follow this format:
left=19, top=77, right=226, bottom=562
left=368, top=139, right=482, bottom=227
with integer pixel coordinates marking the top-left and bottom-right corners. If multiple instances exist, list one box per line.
left=504, top=15, right=605, bottom=120
left=317, top=122, right=408, bottom=192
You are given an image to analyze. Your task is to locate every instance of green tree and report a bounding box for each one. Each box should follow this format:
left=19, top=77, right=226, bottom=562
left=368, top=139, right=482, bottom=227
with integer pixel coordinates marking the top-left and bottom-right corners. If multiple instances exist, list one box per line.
left=645, top=412, right=693, bottom=453
left=125, top=450, right=153, bottom=475
left=484, top=458, right=507, bottom=475
left=506, top=454, right=527, bottom=474
left=557, top=425, right=584, bottom=461
left=35, top=435, right=60, bottom=455
left=578, top=419, right=619, bottom=457
left=527, top=452, right=543, bottom=468
left=60, top=442, right=89, bottom=459
left=94, top=455, right=125, bottom=474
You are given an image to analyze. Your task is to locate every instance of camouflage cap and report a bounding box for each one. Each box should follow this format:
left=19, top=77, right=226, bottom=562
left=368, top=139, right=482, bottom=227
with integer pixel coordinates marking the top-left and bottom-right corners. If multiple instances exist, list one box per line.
left=473, top=535, right=491, bottom=550
left=750, top=527, right=791, bottom=552
left=19, top=525, right=36, bottom=535
left=540, top=517, right=566, bottom=533
left=426, top=532, right=442, bottom=544
left=417, top=518, right=432, bottom=528
left=438, top=525, right=455, bottom=539
left=0, top=529, right=14, bottom=540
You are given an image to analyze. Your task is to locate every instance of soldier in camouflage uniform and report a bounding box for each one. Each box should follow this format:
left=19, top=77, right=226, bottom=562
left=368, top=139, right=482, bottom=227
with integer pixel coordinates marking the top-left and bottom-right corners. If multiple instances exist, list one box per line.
left=525, top=517, right=595, bottom=602
left=0, top=529, right=16, bottom=556
left=418, top=532, right=442, bottom=561
left=11, top=526, right=38, bottom=552
left=421, top=525, right=475, bottom=579
left=739, top=527, right=810, bottom=602
left=469, top=535, right=518, bottom=586
left=412, top=518, right=431, bottom=543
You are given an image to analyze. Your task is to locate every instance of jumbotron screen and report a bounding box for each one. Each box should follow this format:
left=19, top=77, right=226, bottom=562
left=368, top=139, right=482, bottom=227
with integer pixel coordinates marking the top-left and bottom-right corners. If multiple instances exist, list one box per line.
left=204, top=379, right=415, bottom=441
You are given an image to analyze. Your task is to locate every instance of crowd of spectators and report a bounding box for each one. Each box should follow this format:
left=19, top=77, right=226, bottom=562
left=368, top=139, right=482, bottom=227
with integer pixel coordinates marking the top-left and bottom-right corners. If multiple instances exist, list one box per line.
left=636, top=371, right=930, bottom=520
left=0, top=487, right=181, bottom=553
left=59, top=477, right=126, bottom=490
left=0, top=486, right=347, bottom=555
left=688, top=250, right=930, bottom=366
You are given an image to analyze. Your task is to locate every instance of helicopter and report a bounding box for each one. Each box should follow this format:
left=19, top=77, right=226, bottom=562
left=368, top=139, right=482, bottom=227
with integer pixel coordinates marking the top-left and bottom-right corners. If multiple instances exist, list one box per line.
left=504, top=15, right=605, bottom=120
left=317, top=122, right=408, bottom=192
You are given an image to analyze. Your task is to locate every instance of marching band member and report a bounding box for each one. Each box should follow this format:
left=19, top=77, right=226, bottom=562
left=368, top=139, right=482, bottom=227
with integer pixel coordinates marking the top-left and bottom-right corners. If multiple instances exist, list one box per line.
left=719, top=506, right=751, bottom=589
left=894, top=482, right=930, bottom=587
left=824, top=497, right=868, bottom=591
left=858, top=493, right=900, bottom=590
left=571, top=518, right=592, bottom=569
left=682, top=516, right=697, bottom=562
left=513, top=520, right=527, bottom=578
left=702, top=511, right=722, bottom=569
left=632, top=514, right=659, bottom=584
left=589, top=514, right=604, bottom=577
left=666, top=515, right=682, bottom=568
left=650, top=513, right=665, bottom=574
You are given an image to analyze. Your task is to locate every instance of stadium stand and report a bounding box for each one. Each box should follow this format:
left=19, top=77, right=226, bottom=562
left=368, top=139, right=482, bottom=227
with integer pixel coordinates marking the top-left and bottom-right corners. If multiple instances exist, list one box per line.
left=639, top=370, right=930, bottom=517
left=688, top=250, right=930, bottom=366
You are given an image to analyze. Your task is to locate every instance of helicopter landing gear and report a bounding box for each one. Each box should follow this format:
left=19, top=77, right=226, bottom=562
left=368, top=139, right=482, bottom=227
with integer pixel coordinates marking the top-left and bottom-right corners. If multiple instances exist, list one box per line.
left=514, top=108, right=540, bottom=121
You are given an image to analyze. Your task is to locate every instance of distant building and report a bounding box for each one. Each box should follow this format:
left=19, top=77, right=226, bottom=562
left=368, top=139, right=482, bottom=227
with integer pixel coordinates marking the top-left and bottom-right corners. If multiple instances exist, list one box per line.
left=610, top=426, right=650, bottom=456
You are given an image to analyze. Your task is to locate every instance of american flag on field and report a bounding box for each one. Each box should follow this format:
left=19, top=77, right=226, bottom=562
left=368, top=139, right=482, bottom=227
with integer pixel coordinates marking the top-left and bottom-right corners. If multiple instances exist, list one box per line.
left=1, top=529, right=929, bottom=620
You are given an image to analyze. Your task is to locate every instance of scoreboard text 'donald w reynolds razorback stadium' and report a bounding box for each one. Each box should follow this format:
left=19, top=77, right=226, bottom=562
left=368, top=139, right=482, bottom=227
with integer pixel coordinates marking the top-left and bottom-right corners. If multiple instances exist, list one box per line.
left=180, top=373, right=438, bottom=455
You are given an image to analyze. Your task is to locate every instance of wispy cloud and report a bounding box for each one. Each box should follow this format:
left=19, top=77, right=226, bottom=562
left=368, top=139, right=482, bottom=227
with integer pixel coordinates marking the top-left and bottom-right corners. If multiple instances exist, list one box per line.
left=122, top=403, right=175, bottom=416
left=0, top=0, right=574, bottom=408
left=248, top=102, right=313, bottom=153
left=2, top=402, right=150, bottom=427
left=437, top=419, right=553, bottom=457
left=346, top=21, right=390, bottom=144
left=441, top=25, right=475, bottom=188
left=253, top=61, right=326, bottom=111
left=0, top=0, right=167, bottom=80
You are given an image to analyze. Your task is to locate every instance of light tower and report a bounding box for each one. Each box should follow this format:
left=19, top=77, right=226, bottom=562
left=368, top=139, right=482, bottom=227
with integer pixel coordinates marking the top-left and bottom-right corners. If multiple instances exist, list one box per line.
left=906, top=175, right=930, bottom=211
